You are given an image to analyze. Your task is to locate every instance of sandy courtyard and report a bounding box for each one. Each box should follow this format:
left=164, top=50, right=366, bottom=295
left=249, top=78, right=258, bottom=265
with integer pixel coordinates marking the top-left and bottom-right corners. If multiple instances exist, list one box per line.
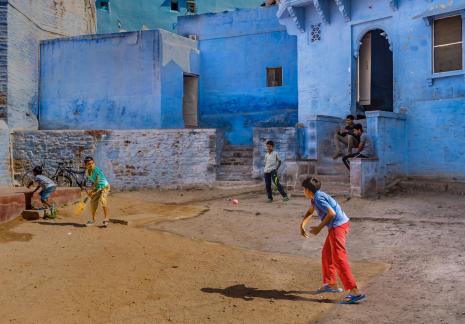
left=0, top=187, right=464, bottom=323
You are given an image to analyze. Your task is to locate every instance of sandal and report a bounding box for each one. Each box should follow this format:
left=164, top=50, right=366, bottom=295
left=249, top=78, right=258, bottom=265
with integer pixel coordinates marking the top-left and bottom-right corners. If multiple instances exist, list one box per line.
left=340, top=294, right=366, bottom=304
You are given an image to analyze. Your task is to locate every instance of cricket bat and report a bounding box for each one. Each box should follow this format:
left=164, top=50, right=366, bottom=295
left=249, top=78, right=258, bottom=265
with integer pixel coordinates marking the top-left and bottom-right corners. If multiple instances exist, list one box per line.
left=74, top=190, right=91, bottom=217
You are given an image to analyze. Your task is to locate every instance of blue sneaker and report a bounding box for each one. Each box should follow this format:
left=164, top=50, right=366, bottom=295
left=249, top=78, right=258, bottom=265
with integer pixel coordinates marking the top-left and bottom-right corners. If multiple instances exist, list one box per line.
left=340, top=294, right=366, bottom=304
left=316, top=285, right=343, bottom=293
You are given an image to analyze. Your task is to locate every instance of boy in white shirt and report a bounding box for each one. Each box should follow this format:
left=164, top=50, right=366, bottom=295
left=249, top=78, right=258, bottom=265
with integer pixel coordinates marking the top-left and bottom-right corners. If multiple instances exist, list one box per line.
left=264, top=140, right=289, bottom=203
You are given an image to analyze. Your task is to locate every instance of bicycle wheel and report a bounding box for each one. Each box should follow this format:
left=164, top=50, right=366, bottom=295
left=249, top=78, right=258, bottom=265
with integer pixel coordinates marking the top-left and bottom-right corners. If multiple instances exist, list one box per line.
left=54, top=174, right=73, bottom=187
left=20, top=171, right=35, bottom=187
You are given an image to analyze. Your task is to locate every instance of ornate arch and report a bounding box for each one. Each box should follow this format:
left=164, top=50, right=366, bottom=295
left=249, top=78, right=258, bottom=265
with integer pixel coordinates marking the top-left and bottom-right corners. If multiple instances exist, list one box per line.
left=353, top=26, right=393, bottom=58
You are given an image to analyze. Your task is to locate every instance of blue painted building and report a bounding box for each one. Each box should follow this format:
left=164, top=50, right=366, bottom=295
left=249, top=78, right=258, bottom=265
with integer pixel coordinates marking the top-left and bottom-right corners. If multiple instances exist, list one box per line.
left=96, top=0, right=262, bottom=33
left=277, top=0, right=465, bottom=181
left=178, top=7, right=298, bottom=144
left=39, top=7, right=297, bottom=145
left=39, top=30, right=199, bottom=130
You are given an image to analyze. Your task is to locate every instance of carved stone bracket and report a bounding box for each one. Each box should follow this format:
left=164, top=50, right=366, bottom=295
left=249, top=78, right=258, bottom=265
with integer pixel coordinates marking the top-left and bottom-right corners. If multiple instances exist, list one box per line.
left=313, top=0, right=330, bottom=24
left=287, top=6, right=306, bottom=32
left=334, top=0, right=351, bottom=22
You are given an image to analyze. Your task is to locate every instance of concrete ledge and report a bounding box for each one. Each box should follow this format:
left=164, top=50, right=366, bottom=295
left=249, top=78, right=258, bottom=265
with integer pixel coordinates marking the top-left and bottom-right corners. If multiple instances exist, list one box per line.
left=0, top=187, right=24, bottom=223
left=0, top=187, right=81, bottom=223
left=365, top=111, right=407, bottom=120
left=304, top=115, right=343, bottom=122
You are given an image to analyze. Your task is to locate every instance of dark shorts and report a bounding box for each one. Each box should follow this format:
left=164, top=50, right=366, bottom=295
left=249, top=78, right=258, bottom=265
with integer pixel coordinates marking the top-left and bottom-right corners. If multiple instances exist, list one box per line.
left=40, top=186, right=56, bottom=201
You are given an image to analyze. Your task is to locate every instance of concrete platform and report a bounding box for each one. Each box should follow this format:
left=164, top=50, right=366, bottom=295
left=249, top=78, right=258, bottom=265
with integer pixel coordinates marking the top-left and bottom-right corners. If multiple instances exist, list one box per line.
left=0, top=187, right=81, bottom=223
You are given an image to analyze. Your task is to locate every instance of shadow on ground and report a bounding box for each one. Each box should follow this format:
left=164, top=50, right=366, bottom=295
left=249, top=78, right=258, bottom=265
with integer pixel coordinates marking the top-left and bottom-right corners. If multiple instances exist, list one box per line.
left=35, top=221, right=86, bottom=228
left=201, top=284, right=336, bottom=303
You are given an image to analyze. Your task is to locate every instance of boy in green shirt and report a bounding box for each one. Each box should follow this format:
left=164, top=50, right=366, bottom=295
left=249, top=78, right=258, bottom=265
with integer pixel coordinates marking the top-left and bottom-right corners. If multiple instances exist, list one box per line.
left=84, top=156, right=110, bottom=227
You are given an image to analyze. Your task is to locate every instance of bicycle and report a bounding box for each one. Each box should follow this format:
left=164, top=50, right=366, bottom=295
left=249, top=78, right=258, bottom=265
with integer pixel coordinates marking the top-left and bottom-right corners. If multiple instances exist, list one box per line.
left=20, top=160, right=91, bottom=189
left=50, top=160, right=91, bottom=189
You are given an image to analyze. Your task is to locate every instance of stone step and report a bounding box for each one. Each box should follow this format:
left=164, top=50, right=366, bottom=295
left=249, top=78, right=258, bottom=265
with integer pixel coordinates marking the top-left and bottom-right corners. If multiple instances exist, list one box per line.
left=316, top=164, right=348, bottom=176
left=220, top=157, right=253, bottom=166
left=222, top=145, right=253, bottom=152
left=22, top=209, right=47, bottom=221
left=221, top=150, right=253, bottom=158
left=214, top=180, right=262, bottom=190
left=314, top=174, right=350, bottom=184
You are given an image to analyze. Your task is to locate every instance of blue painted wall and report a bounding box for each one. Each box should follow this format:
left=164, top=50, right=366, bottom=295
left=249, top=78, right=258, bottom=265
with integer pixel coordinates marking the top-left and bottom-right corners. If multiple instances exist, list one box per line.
left=39, top=30, right=199, bottom=130
left=278, top=0, right=465, bottom=179
left=178, top=7, right=298, bottom=145
left=96, top=0, right=263, bottom=33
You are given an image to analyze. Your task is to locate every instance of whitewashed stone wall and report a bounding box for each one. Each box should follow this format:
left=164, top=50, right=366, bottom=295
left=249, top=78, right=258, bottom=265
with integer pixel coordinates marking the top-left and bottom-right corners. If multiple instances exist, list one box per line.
left=0, top=120, right=10, bottom=185
left=13, top=129, right=219, bottom=190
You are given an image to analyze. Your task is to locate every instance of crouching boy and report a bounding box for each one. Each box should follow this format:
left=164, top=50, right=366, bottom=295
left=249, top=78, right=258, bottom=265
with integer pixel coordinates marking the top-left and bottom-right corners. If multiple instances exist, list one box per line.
left=300, top=177, right=365, bottom=304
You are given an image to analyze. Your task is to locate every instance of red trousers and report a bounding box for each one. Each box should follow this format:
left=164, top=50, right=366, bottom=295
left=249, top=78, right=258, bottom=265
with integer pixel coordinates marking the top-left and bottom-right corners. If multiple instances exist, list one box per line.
left=322, top=222, right=357, bottom=290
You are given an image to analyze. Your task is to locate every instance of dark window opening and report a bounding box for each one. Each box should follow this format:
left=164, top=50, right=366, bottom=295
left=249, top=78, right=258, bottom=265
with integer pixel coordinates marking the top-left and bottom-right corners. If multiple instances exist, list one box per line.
left=96, top=0, right=109, bottom=11
left=433, top=15, right=463, bottom=73
left=267, top=67, right=283, bottom=87
left=171, top=0, right=179, bottom=12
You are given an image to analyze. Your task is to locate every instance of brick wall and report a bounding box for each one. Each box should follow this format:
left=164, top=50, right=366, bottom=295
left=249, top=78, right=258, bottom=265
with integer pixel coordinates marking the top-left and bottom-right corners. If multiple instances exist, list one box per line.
left=7, top=0, right=96, bottom=129
left=0, top=1, right=7, bottom=121
left=12, top=129, right=219, bottom=190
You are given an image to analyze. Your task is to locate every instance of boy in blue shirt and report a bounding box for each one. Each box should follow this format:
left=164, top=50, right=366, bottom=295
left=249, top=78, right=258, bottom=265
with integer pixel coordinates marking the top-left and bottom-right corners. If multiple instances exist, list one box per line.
left=27, top=166, right=57, bottom=218
left=84, top=156, right=110, bottom=227
left=300, top=177, right=365, bottom=304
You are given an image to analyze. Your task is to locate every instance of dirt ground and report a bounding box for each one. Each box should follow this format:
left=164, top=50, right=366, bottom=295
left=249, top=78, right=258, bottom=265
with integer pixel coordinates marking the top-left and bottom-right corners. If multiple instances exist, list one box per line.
left=0, top=187, right=464, bottom=323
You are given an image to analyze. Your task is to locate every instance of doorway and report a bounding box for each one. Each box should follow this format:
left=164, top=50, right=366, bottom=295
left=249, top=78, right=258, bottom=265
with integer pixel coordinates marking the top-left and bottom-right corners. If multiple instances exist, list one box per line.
left=357, top=29, right=393, bottom=114
left=183, top=74, right=199, bottom=128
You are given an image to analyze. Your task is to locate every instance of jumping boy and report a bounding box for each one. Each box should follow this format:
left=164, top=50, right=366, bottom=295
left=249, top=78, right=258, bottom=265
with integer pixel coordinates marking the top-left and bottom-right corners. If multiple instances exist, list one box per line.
left=300, top=177, right=365, bottom=304
left=84, top=156, right=110, bottom=227
left=264, top=140, right=289, bottom=203
left=27, top=166, right=57, bottom=218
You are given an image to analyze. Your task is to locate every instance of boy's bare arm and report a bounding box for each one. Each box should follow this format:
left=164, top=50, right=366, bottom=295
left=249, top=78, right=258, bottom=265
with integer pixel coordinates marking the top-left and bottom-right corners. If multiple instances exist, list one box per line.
left=32, top=185, right=40, bottom=193
left=300, top=206, right=314, bottom=238
left=310, top=207, right=336, bottom=235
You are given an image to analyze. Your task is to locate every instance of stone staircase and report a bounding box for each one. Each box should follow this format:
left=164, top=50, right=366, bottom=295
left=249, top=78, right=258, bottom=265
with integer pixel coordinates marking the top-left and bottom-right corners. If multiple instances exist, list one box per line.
left=217, top=145, right=253, bottom=181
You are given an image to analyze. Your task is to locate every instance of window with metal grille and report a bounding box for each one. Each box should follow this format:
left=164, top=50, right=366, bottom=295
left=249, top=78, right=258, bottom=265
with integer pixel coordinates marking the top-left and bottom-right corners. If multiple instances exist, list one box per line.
left=171, top=0, right=179, bottom=12
left=187, top=0, right=197, bottom=13
left=267, top=67, right=283, bottom=87
left=433, top=15, right=463, bottom=73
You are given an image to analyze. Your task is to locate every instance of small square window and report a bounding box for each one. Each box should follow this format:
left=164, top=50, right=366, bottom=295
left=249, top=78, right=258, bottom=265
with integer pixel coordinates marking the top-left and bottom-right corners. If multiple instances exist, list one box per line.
left=433, top=15, right=463, bottom=73
left=96, top=1, right=109, bottom=11
left=171, top=0, right=179, bottom=12
left=267, top=67, right=283, bottom=87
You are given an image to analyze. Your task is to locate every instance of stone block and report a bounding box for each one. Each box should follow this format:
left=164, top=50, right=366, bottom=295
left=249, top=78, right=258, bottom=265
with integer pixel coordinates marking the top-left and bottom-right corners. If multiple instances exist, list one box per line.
left=350, top=158, right=379, bottom=198
left=22, top=209, right=45, bottom=220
